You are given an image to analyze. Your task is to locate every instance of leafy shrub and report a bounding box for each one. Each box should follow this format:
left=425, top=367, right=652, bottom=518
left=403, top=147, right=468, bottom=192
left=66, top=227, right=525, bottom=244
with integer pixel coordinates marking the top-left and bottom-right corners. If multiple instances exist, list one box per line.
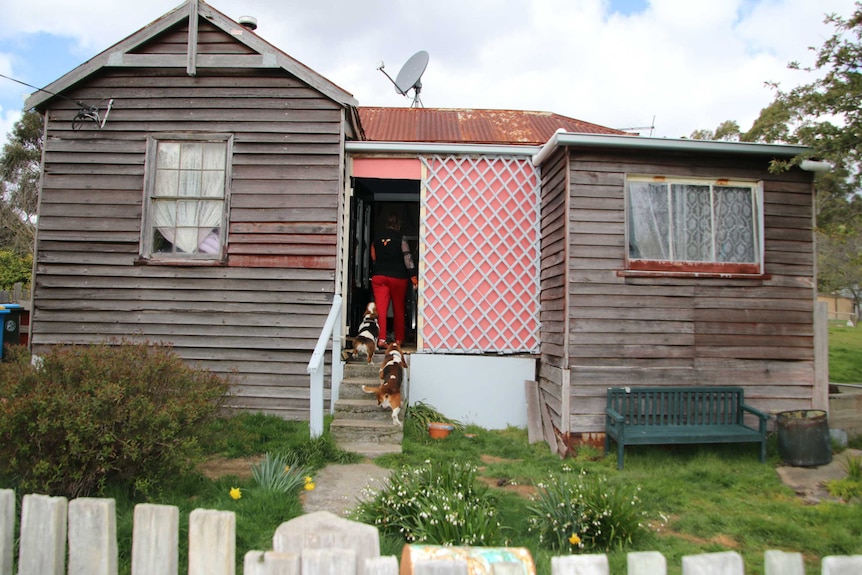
left=353, top=460, right=502, bottom=545
left=0, top=340, right=230, bottom=498
left=0, top=250, right=32, bottom=289
left=251, top=452, right=311, bottom=494
left=528, top=469, right=646, bottom=552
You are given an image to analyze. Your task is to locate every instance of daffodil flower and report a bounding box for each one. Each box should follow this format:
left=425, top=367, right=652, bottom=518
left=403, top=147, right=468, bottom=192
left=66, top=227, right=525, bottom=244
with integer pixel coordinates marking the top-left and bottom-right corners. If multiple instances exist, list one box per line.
left=229, top=487, right=242, bottom=500
left=569, top=533, right=581, bottom=545
left=304, top=482, right=316, bottom=491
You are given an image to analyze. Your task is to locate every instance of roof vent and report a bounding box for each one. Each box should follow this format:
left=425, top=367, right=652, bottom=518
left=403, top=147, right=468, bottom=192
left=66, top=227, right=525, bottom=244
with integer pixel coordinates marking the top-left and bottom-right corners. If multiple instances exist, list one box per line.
left=238, top=16, right=258, bottom=31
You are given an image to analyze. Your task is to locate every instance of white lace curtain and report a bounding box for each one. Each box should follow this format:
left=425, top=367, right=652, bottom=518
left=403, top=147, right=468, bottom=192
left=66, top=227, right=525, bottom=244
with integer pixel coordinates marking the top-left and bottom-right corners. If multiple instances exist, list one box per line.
left=152, top=142, right=225, bottom=254
left=628, top=181, right=756, bottom=263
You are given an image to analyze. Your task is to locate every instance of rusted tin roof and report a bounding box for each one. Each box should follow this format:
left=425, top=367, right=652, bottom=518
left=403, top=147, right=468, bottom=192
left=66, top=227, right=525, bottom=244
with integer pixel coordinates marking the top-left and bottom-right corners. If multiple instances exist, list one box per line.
left=356, top=107, right=628, bottom=145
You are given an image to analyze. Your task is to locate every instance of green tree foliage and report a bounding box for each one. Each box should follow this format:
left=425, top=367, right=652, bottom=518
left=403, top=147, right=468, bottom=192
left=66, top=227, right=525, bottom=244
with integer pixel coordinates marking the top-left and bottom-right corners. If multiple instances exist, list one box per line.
left=755, top=3, right=862, bottom=308
left=689, top=120, right=742, bottom=142
left=817, top=228, right=862, bottom=316
left=0, top=250, right=32, bottom=289
left=695, top=4, right=862, bottom=305
left=0, top=110, right=42, bottom=255
left=745, top=5, right=862, bottom=180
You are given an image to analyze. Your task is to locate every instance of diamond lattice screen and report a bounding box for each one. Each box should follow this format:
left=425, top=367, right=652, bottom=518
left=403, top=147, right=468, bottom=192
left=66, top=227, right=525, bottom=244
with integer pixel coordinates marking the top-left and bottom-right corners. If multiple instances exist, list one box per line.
left=419, top=155, right=541, bottom=353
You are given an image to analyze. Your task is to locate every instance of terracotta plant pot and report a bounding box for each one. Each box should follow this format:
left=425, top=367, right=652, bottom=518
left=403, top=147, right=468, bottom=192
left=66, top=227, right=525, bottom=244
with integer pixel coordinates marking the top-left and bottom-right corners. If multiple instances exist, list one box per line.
left=427, top=422, right=454, bottom=439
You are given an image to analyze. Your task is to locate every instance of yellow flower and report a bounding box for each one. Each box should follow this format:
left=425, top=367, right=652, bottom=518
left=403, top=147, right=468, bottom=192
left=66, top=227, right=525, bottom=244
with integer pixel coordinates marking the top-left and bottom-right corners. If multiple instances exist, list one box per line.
left=229, top=487, right=242, bottom=500
left=304, top=482, right=316, bottom=491
left=568, top=534, right=581, bottom=546
left=284, top=465, right=291, bottom=473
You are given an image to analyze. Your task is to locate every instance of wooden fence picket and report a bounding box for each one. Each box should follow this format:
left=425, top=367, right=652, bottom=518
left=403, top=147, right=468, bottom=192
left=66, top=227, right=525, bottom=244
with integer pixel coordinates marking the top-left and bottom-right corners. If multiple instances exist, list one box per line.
left=0, top=491, right=860, bottom=575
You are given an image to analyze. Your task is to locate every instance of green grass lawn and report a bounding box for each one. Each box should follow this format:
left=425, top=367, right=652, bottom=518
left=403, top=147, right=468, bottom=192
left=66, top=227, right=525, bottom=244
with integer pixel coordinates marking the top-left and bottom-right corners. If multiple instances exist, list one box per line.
left=5, top=326, right=861, bottom=574
left=103, top=411, right=856, bottom=575
left=829, top=324, right=862, bottom=383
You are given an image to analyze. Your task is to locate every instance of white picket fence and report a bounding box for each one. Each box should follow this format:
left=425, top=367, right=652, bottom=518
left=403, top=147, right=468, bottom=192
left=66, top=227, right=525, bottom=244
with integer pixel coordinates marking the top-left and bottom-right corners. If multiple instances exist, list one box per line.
left=2, top=489, right=861, bottom=575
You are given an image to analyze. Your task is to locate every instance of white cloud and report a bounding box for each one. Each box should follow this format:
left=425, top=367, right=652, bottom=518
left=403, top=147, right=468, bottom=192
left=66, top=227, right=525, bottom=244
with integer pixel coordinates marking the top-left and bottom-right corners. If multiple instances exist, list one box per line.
left=0, top=107, right=23, bottom=148
left=0, top=0, right=858, bottom=148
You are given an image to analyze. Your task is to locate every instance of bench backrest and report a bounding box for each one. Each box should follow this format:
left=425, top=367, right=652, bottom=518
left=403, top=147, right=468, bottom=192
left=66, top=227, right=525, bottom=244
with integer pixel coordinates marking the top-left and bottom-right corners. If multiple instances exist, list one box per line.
left=607, top=387, right=746, bottom=426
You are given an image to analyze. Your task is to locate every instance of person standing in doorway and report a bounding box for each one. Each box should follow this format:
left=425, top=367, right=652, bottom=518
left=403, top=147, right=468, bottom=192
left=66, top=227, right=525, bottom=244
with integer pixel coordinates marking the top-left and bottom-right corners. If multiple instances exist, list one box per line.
left=371, top=212, right=418, bottom=347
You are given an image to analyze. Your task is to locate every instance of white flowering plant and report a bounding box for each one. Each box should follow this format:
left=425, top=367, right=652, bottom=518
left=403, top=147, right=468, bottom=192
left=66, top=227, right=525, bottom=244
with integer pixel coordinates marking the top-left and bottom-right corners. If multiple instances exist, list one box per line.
left=527, top=469, right=646, bottom=552
left=352, top=460, right=502, bottom=545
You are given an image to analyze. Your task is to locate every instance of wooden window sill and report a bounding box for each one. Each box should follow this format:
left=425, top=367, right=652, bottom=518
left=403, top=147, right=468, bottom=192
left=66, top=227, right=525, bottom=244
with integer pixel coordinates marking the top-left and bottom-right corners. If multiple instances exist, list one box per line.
left=617, top=269, right=770, bottom=280
left=134, top=257, right=227, bottom=267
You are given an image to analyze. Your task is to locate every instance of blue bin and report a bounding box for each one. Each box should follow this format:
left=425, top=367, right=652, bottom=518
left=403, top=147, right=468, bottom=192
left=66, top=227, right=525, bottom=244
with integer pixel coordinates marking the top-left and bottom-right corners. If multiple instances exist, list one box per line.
left=1, top=304, right=23, bottom=347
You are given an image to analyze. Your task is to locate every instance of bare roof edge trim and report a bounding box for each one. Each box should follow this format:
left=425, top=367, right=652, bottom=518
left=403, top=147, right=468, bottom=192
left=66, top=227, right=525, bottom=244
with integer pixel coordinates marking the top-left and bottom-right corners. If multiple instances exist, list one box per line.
left=531, top=129, right=811, bottom=167
left=346, top=141, right=541, bottom=156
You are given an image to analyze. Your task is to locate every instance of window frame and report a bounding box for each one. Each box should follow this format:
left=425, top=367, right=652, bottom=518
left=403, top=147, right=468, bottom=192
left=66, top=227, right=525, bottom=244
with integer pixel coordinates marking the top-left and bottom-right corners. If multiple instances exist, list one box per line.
left=139, top=134, right=233, bottom=263
left=624, top=175, right=764, bottom=276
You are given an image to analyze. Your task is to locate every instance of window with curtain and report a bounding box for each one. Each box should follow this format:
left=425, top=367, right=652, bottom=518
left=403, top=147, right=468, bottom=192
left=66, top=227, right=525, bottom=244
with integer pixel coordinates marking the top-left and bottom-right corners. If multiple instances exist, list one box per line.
left=626, top=176, right=762, bottom=274
left=142, top=136, right=231, bottom=260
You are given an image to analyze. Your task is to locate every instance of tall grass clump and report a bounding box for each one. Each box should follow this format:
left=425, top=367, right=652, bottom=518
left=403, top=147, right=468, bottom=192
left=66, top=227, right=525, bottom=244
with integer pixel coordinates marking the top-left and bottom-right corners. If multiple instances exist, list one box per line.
left=251, top=452, right=312, bottom=494
left=353, top=460, right=502, bottom=546
left=826, top=454, right=862, bottom=502
left=528, top=468, right=646, bottom=552
left=0, top=341, right=230, bottom=498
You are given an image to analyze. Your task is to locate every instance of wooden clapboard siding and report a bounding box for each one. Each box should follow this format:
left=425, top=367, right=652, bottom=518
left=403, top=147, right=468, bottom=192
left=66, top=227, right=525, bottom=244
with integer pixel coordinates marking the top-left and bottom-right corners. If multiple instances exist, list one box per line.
left=131, top=21, right=256, bottom=56
left=563, top=150, right=815, bottom=433
left=31, top=22, right=348, bottom=419
left=538, top=148, right=569, bottom=441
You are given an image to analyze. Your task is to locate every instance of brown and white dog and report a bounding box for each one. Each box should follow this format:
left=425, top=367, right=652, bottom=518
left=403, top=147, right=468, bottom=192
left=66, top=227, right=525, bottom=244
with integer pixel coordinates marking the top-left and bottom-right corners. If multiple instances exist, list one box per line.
left=349, top=302, right=379, bottom=363
left=362, top=342, right=407, bottom=426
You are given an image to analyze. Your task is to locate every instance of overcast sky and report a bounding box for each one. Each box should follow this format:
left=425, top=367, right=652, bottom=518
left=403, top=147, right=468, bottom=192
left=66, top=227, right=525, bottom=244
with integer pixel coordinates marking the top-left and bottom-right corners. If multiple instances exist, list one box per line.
left=0, top=0, right=857, bottom=149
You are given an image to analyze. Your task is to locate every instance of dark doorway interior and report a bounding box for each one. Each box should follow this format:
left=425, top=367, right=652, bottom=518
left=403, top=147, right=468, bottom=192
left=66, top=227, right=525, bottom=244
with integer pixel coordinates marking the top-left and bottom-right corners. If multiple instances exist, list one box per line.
left=348, top=177, right=420, bottom=346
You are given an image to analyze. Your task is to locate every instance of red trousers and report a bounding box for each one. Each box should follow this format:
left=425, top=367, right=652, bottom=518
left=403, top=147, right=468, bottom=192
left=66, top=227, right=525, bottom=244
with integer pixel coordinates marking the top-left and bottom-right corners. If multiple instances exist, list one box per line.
left=371, top=274, right=409, bottom=344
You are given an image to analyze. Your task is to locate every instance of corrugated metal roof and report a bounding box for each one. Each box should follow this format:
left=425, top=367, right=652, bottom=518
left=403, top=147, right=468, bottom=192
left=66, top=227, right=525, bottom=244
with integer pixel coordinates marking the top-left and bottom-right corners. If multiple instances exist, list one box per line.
left=357, top=107, right=627, bottom=145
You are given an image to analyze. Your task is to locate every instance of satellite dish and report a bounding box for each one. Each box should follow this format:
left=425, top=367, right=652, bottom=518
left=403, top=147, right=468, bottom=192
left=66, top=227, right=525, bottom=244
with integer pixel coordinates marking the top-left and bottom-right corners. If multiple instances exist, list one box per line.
left=377, top=50, right=428, bottom=108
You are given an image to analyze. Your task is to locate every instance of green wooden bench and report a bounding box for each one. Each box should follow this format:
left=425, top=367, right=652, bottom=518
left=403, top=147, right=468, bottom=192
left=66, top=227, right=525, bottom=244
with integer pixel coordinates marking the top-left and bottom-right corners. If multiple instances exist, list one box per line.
left=604, top=386, right=769, bottom=470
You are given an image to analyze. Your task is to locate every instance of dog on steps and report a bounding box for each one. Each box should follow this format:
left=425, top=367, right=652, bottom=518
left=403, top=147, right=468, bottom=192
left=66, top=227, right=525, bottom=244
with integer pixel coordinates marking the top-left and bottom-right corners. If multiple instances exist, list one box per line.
left=362, top=342, right=407, bottom=426
left=348, top=302, right=379, bottom=363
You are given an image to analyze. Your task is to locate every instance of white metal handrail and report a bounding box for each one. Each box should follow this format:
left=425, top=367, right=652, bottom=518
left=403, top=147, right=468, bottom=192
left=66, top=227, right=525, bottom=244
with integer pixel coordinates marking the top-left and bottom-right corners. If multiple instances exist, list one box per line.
left=306, top=295, right=343, bottom=438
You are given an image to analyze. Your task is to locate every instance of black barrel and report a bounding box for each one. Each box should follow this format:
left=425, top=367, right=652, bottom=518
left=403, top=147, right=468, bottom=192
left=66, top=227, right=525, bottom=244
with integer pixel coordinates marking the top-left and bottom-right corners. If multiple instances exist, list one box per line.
left=776, top=410, right=832, bottom=467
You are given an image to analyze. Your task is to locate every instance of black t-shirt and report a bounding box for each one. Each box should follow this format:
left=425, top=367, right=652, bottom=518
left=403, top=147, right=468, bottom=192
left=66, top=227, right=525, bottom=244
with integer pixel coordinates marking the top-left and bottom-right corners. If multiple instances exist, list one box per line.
left=373, top=228, right=416, bottom=279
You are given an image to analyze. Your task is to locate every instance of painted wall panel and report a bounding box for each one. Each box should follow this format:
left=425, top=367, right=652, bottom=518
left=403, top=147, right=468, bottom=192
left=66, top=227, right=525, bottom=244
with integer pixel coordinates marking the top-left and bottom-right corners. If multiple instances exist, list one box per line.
left=419, top=155, right=541, bottom=353
left=408, top=354, right=536, bottom=429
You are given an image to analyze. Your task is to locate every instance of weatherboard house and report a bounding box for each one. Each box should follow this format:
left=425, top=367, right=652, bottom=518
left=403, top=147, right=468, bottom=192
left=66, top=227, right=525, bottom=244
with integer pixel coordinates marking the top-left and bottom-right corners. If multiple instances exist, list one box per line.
left=24, top=0, right=825, bottom=454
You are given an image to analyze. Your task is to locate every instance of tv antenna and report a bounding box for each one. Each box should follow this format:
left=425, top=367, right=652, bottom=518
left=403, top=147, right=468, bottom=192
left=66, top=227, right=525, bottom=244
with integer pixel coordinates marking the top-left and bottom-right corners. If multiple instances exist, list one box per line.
left=0, top=72, right=113, bottom=130
left=376, top=50, right=429, bottom=108
left=618, top=115, right=656, bottom=137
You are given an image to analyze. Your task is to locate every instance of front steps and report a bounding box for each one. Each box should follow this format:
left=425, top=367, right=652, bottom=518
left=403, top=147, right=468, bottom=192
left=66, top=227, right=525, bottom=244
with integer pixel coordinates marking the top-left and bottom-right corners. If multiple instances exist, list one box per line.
left=330, top=356, right=405, bottom=457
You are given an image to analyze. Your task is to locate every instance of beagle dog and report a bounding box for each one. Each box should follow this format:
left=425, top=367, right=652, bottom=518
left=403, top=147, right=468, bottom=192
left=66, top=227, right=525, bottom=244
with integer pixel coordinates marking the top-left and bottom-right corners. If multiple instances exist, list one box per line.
left=362, top=342, right=407, bottom=426
left=350, top=302, right=379, bottom=363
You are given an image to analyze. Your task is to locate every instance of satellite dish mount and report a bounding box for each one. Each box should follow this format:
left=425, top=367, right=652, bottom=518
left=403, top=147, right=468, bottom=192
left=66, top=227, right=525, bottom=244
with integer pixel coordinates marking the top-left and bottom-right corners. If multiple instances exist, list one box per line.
left=377, top=50, right=429, bottom=108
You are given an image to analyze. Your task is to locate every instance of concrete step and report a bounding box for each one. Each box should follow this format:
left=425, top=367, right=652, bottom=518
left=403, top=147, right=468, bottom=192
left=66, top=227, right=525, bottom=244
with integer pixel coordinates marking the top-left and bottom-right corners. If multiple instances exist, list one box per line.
left=343, top=353, right=412, bottom=378
left=336, top=441, right=402, bottom=458
left=334, top=399, right=397, bottom=422
left=343, top=359, right=384, bottom=379
left=330, top=418, right=403, bottom=445
left=339, top=379, right=380, bottom=400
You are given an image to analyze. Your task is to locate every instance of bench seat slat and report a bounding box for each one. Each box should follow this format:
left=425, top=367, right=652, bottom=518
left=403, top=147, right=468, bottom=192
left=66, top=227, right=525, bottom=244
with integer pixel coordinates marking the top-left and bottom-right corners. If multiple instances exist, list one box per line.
left=620, top=425, right=764, bottom=445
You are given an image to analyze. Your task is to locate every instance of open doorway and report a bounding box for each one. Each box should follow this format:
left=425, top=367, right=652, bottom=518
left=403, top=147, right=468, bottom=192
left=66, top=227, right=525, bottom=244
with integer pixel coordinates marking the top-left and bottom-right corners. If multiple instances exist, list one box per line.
left=348, top=177, right=420, bottom=347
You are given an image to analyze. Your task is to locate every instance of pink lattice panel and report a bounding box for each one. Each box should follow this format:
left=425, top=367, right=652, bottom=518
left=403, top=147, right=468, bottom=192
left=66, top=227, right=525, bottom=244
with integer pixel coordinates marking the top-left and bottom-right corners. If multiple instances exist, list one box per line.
left=420, top=155, right=541, bottom=353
